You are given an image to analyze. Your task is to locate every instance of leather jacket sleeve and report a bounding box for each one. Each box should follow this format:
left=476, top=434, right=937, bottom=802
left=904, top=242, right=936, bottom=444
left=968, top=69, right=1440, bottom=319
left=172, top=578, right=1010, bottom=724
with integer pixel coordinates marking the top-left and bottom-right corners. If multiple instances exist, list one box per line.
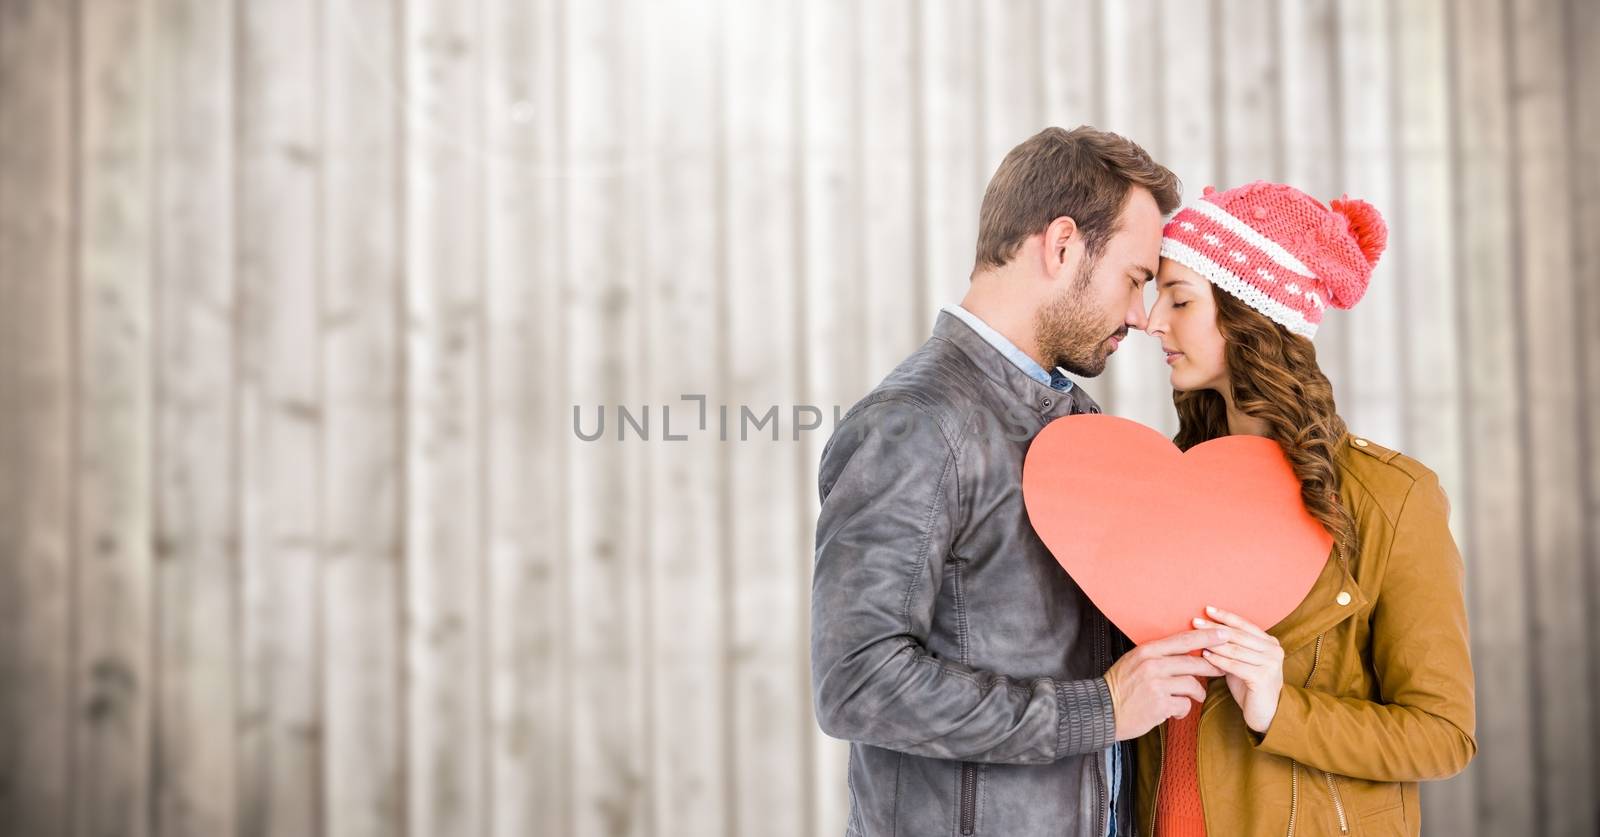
left=810, top=398, right=1117, bottom=764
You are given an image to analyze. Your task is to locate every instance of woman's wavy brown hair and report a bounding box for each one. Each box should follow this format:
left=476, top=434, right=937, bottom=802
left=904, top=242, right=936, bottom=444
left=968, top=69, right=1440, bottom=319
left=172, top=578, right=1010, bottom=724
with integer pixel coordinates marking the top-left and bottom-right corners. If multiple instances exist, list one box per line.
left=1172, top=285, right=1358, bottom=555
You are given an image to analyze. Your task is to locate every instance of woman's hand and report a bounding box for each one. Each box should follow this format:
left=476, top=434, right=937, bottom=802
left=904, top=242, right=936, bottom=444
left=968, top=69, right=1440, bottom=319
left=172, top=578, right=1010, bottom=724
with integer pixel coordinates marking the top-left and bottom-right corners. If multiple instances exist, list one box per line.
left=1195, top=605, right=1285, bottom=734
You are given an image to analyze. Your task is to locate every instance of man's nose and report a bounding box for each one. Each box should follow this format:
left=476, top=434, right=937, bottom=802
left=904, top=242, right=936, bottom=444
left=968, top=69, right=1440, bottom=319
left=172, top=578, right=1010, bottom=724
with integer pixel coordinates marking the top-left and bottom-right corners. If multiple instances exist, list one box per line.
left=1127, top=297, right=1150, bottom=331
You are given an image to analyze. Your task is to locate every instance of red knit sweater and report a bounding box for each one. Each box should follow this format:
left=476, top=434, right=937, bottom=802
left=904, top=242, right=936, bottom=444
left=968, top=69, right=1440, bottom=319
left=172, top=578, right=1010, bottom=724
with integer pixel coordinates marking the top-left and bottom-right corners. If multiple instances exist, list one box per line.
left=1154, top=689, right=1208, bottom=837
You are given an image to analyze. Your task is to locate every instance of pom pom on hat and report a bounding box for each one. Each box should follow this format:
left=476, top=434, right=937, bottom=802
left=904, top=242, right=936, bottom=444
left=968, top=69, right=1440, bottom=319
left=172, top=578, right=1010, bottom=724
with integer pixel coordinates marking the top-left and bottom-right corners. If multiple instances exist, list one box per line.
left=1321, top=195, right=1387, bottom=309
left=1330, top=196, right=1387, bottom=266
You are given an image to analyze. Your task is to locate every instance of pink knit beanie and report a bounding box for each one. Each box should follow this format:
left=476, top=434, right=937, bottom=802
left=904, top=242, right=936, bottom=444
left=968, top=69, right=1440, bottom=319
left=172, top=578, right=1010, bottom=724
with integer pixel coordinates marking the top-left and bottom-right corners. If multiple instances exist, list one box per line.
left=1158, top=181, right=1388, bottom=339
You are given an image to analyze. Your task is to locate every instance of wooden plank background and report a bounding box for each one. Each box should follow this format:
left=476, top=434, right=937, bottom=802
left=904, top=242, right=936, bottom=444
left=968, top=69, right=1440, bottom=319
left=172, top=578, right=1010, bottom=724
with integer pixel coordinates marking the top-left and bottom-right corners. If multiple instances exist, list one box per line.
left=0, top=1, right=1596, bottom=835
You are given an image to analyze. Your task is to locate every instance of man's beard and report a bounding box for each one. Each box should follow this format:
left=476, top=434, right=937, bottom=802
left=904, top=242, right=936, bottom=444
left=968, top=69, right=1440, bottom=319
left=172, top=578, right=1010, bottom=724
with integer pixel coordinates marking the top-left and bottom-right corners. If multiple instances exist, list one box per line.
left=1033, top=259, right=1127, bottom=378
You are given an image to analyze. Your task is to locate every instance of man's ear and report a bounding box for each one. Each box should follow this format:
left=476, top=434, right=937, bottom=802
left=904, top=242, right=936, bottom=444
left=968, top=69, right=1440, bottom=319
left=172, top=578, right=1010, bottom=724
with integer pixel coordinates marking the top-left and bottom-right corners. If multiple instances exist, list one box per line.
left=1043, top=215, right=1080, bottom=275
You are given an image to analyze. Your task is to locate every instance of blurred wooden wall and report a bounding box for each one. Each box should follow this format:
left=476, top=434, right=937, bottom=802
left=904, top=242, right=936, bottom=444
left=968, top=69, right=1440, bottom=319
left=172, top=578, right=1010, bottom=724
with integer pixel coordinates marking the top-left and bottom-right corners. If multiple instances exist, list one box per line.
left=1, top=0, right=1597, bottom=835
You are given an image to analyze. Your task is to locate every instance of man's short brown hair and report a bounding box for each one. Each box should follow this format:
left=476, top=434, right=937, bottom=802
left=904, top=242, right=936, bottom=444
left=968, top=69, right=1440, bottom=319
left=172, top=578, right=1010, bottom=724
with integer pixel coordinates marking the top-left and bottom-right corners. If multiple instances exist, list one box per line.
left=973, top=126, right=1181, bottom=273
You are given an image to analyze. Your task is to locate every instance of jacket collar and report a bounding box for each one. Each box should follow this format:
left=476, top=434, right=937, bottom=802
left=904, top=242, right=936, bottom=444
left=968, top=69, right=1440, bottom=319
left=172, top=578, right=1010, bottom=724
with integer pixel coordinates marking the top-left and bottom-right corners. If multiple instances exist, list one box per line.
left=931, top=309, right=1102, bottom=421
left=1268, top=540, right=1368, bottom=657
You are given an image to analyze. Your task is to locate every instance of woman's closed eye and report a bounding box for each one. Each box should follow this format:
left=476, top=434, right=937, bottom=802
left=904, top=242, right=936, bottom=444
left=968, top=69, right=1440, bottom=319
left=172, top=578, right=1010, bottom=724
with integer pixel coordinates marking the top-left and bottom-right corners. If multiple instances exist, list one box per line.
left=1173, top=301, right=1189, bottom=309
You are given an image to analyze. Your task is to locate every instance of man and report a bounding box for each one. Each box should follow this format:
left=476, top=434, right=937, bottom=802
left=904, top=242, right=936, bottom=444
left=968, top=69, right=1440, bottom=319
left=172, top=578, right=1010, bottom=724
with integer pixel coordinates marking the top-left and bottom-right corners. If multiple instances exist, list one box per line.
left=811, top=126, right=1231, bottom=836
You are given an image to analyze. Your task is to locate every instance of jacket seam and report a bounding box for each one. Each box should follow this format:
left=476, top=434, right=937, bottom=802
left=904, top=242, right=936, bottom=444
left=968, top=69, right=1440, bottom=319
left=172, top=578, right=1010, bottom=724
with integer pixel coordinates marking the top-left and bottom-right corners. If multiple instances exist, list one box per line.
left=843, top=390, right=966, bottom=454
left=892, top=750, right=903, bottom=837
left=903, top=648, right=981, bottom=685
left=900, top=439, right=956, bottom=631
left=1338, top=460, right=1415, bottom=528
left=845, top=760, right=865, bottom=834
left=1381, top=472, right=1428, bottom=573
left=845, top=390, right=970, bottom=526
left=929, top=332, right=1038, bottom=402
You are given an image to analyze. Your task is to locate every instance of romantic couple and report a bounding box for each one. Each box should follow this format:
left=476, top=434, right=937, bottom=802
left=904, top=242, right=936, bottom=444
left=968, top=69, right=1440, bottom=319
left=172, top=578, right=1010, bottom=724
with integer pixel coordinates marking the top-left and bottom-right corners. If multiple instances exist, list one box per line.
left=808, top=126, right=1475, bottom=836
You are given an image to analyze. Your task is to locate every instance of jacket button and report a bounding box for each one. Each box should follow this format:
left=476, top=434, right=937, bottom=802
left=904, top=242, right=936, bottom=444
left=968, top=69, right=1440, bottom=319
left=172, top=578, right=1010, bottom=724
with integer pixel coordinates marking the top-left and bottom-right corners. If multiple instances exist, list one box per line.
left=1041, top=397, right=1053, bottom=409
left=1353, top=438, right=1369, bottom=448
left=1335, top=591, right=1352, bottom=606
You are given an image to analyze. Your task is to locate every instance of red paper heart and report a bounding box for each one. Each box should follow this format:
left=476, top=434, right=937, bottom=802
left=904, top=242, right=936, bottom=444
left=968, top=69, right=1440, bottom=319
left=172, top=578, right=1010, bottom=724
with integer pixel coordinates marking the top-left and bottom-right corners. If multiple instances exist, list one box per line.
left=1021, top=414, right=1332, bottom=645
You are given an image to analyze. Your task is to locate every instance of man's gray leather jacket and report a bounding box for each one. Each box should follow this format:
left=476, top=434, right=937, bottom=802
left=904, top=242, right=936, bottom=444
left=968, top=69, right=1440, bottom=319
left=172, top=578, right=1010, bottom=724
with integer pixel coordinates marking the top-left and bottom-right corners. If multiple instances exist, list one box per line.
left=811, top=310, right=1136, bottom=836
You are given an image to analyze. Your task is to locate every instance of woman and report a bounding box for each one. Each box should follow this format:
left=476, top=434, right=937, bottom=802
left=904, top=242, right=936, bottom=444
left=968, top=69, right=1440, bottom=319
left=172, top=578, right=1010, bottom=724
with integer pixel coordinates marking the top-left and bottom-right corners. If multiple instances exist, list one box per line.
left=1135, top=181, right=1476, bottom=836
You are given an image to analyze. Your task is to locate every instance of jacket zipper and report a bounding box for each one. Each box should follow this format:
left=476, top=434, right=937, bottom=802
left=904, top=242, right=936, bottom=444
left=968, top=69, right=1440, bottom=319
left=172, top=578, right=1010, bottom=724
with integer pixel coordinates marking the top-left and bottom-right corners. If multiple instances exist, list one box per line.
left=1094, top=756, right=1107, bottom=837
left=959, top=762, right=977, bottom=835
left=1324, top=770, right=1349, bottom=833
left=1285, top=632, right=1325, bottom=837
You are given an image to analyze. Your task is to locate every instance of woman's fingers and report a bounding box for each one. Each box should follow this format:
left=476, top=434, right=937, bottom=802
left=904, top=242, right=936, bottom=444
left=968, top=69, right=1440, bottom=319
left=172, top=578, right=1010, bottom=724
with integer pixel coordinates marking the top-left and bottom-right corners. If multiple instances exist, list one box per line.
left=1201, top=649, right=1262, bottom=681
left=1203, top=641, right=1272, bottom=666
left=1200, top=605, right=1262, bottom=632
left=1194, top=611, right=1278, bottom=652
left=1192, top=619, right=1274, bottom=653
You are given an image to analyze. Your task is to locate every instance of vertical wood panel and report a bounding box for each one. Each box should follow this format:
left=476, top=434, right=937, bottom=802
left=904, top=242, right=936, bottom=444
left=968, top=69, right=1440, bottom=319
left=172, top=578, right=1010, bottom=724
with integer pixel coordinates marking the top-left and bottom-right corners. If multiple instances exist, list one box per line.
left=564, top=0, right=649, bottom=832
left=799, top=2, right=863, bottom=831
left=320, top=1, right=406, bottom=836
left=1392, top=0, right=1468, bottom=597
left=482, top=0, right=570, bottom=834
left=0, top=1, right=74, bottom=834
left=978, top=0, right=1042, bottom=161
left=1569, top=0, right=1600, bottom=826
left=722, top=0, right=808, bottom=832
left=402, top=0, right=487, bottom=833
left=800, top=0, right=866, bottom=405
left=919, top=0, right=982, bottom=318
left=1334, top=0, right=1403, bottom=448
left=149, top=0, right=239, bottom=833
left=1507, top=1, right=1597, bottom=833
left=1156, top=0, right=1218, bottom=259
left=979, top=0, right=1044, bottom=204
left=73, top=0, right=155, bottom=834
left=1391, top=1, right=1475, bottom=832
left=1040, top=0, right=1101, bottom=132
left=1277, top=0, right=1347, bottom=394
left=1103, top=0, right=1174, bottom=432
left=236, top=0, right=323, bottom=833
left=634, top=0, right=728, bottom=835
left=861, top=0, right=922, bottom=375
left=1219, top=0, right=1282, bottom=189
left=1449, top=0, right=1537, bottom=831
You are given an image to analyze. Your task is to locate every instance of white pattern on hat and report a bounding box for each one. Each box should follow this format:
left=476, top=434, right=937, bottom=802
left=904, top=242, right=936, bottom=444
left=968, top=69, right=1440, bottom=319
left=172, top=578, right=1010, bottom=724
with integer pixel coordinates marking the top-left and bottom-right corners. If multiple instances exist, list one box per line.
left=1186, top=199, right=1317, bottom=278
left=1160, top=238, right=1319, bottom=338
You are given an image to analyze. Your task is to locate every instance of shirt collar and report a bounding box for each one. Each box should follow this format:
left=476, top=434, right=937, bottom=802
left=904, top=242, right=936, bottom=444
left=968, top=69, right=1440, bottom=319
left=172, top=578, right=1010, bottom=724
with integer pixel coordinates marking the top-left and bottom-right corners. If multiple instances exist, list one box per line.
left=939, top=304, right=1076, bottom=392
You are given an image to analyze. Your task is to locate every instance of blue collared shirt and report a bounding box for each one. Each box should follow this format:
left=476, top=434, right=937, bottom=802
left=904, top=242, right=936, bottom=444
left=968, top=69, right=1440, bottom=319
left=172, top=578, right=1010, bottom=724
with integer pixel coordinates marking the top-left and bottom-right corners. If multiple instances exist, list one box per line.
left=938, top=303, right=1120, bottom=836
left=940, top=304, right=1077, bottom=393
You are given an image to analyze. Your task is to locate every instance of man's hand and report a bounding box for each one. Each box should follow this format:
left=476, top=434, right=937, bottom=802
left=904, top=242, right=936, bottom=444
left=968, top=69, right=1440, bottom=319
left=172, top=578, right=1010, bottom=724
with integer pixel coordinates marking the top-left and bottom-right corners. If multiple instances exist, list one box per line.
left=1103, top=628, right=1228, bottom=741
